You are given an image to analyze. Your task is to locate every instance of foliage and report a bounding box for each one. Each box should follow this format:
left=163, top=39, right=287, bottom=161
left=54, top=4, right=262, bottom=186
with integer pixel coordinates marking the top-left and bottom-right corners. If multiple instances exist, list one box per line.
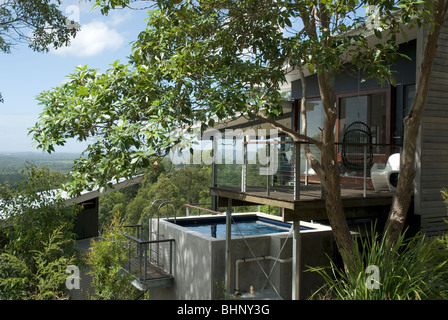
left=29, top=0, right=445, bottom=270
left=0, top=166, right=79, bottom=300
left=309, top=227, right=448, bottom=300
left=29, top=0, right=417, bottom=196
left=85, top=212, right=138, bottom=300
left=0, top=0, right=80, bottom=54
left=102, top=162, right=212, bottom=225
left=0, top=227, right=76, bottom=300
left=441, top=188, right=448, bottom=213
left=431, top=231, right=448, bottom=300
left=98, top=159, right=277, bottom=227
left=0, top=166, right=77, bottom=254
left=99, top=190, right=129, bottom=229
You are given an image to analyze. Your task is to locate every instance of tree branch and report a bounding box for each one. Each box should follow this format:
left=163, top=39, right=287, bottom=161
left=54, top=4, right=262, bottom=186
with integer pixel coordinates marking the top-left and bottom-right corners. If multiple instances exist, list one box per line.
left=255, top=112, right=322, bottom=147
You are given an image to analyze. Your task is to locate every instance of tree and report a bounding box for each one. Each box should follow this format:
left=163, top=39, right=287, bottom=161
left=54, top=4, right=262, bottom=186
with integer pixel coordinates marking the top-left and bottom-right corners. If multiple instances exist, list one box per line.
left=0, top=0, right=81, bottom=102
left=123, top=162, right=211, bottom=224
left=29, top=0, right=442, bottom=270
left=384, top=0, right=448, bottom=243
left=0, top=166, right=79, bottom=299
left=0, top=0, right=80, bottom=53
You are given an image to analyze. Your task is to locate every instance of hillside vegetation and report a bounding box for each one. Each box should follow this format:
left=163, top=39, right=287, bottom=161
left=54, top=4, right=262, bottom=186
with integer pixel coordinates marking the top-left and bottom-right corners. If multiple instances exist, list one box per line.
left=0, top=152, right=79, bottom=186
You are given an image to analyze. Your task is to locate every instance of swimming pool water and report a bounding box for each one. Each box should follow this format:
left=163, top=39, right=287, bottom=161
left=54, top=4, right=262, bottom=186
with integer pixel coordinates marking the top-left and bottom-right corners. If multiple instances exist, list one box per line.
left=181, top=218, right=292, bottom=238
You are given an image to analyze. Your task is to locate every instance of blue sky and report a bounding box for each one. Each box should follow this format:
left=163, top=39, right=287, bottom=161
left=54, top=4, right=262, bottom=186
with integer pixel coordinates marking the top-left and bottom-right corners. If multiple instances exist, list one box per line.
left=0, top=1, right=151, bottom=154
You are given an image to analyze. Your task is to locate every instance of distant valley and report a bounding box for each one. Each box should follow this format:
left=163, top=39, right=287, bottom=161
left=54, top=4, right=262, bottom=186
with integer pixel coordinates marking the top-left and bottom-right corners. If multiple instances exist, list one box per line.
left=0, top=152, right=80, bottom=186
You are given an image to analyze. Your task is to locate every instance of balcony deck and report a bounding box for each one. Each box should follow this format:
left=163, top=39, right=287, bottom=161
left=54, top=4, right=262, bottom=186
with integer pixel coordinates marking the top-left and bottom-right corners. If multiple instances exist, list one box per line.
left=211, top=183, right=396, bottom=222
left=127, top=256, right=174, bottom=290
left=122, top=228, right=175, bottom=291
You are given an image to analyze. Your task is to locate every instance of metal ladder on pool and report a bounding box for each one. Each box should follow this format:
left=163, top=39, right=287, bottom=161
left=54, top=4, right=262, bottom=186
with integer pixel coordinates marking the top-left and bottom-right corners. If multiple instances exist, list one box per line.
left=144, top=199, right=176, bottom=265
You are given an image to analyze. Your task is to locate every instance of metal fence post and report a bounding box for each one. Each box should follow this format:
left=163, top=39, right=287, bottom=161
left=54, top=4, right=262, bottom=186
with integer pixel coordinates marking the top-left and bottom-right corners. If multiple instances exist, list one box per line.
left=363, top=145, right=367, bottom=198
left=294, top=142, right=301, bottom=201
left=241, top=136, right=247, bottom=192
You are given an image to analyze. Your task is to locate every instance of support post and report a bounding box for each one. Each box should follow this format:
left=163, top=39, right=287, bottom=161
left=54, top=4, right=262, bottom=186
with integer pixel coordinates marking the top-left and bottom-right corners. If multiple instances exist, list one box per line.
left=294, top=142, right=301, bottom=200
left=363, top=145, right=367, bottom=198
left=225, top=198, right=232, bottom=295
left=241, top=136, right=247, bottom=192
left=292, top=221, right=301, bottom=300
left=211, top=136, right=218, bottom=211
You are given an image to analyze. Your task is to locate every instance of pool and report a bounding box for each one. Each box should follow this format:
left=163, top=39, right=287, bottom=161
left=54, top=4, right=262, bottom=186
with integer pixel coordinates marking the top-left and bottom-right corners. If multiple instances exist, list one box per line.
left=152, top=212, right=333, bottom=299
left=173, top=215, right=307, bottom=238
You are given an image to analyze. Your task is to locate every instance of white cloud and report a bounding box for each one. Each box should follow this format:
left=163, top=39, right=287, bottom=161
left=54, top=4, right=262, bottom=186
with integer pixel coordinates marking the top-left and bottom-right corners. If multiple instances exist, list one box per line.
left=51, top=20, right=125, bottom=57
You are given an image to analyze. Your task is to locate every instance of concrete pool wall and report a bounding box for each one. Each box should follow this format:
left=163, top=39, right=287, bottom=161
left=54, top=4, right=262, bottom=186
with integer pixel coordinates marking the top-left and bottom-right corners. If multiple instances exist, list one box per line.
left=148, top=212, right=334, bottom=300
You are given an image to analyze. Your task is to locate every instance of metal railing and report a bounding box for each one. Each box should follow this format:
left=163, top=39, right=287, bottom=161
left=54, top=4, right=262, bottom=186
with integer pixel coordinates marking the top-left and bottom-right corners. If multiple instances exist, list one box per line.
left=122, top=225, right=174, bottom=283
left=184, top=203, right=224, bottom=216
left=215, top=139, right=402, bottom=200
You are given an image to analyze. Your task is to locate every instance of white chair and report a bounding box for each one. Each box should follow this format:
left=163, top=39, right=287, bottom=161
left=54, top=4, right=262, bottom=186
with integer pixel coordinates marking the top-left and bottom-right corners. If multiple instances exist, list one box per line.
left=370, top=153, right=400, bottom=191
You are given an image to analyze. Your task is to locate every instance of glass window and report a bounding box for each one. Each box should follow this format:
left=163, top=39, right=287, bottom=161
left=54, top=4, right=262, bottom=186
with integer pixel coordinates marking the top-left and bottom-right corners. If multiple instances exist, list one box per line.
left=339, top=92, right=387, bottom=148
left=298, top=99, right=323, bottom=174
left=339, top=95, right=368, bottom=139
left=300, top=99, right=324, bottom=141
left=370, top=92, right=387, bottom=145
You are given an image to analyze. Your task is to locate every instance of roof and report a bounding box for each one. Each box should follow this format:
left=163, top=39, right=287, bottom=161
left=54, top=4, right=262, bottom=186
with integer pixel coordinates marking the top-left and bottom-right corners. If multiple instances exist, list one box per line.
left=62, top=175, right=144, bottom=206
left=0, top=175, right=144, bottom=221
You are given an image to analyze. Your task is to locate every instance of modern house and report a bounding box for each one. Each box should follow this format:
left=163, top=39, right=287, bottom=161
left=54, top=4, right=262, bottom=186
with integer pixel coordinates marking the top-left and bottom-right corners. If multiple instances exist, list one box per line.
left=117, top=17, right=448, bottom=300
left=209, top=19, right=448, bottom=238
left=6, top=13, right=447, bottom=301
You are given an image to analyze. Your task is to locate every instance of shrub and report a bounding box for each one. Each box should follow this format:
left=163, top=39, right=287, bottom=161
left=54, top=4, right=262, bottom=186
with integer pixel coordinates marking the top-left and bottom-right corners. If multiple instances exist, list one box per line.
left=85, top=212, right=139, bottom=300
left=0, top=166, right=78, bottom=299
left=0, top=226, right=76, bottom=300
left=309, top=226, right=448, bottom=300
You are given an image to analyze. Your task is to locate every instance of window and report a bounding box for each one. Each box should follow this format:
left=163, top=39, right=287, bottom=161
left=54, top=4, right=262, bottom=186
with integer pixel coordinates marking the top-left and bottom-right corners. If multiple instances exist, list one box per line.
left=338, top=92, right=387, bottom=153
left=300, top=99, right=324, bottom=141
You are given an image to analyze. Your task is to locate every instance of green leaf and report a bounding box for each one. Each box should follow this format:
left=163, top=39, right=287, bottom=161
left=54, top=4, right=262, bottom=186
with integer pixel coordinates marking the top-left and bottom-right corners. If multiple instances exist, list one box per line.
left=77, top=87, right=89, bottom=95
left=374, top=28, right=382, bottom=39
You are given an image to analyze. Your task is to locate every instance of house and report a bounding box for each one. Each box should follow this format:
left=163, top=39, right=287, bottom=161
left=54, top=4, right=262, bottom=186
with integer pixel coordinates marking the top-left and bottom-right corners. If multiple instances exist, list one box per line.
left=74, top=14, right=448, bottom=300
left=208, top=18, right=448, bottom=239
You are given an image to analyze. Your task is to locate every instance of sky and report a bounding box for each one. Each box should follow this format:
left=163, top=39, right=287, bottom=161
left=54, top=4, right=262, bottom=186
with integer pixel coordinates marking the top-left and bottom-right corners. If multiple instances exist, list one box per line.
left=0, top=0, right=152, bottom=154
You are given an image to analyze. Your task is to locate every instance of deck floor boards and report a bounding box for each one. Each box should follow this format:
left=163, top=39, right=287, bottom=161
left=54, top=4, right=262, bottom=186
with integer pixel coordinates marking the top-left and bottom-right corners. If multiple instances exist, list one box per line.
left=128, top=257, right=172, bottom=281
left=212, top=184, right=396, bottom=221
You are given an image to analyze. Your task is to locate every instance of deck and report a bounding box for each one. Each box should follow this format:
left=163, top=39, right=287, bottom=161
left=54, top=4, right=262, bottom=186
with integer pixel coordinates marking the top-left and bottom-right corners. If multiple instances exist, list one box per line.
left=126, top=256, right=174, bottom=290
left=122, top=229, right=175, bottom=291
left=211, top=184, right=396, bottom=222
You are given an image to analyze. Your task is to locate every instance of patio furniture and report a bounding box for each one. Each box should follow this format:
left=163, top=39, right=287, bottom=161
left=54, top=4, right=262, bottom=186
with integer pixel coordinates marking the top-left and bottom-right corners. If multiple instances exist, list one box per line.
left=370, top=153, right=400, bottom=191
left=341, top=121, right=374, bottom=173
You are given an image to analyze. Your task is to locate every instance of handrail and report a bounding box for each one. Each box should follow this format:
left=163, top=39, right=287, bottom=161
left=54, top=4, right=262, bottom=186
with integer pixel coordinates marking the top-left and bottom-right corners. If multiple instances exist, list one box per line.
left=184, top=204, right=225, bottom=216
left=158, top=201, right=176, bottom=223
left=220, top=139, right=404, bottom=201
left=123, top=224, right=141, bottom=228
left=123, top=232, right=175, bottom=245
left=123, top=232, right=175, bottom=283
left=244, top=140, right=403, bottom=148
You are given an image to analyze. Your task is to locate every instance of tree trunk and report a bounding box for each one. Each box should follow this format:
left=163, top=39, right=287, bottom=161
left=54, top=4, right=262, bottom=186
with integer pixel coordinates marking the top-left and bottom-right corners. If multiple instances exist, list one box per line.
left=259, top=69, right=355, bottom=270
left=320, top=141, right=355, bottom=270
left=385, top=1, right=448, bottom=244
left=317, top=71, right=355, bottom=270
